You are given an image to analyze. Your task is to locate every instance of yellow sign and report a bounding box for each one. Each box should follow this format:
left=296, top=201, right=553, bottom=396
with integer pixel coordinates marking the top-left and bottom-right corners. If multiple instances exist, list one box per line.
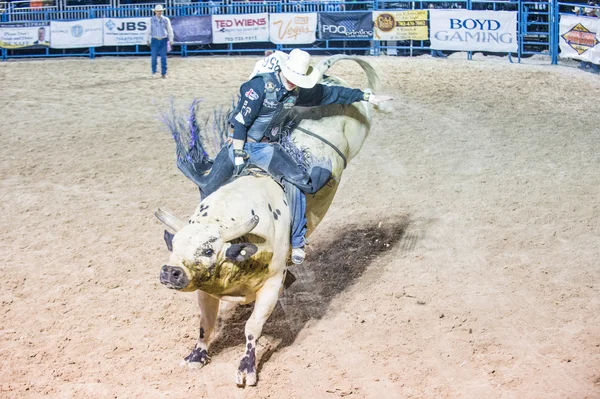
left=373, top=10, right=429, bottom=41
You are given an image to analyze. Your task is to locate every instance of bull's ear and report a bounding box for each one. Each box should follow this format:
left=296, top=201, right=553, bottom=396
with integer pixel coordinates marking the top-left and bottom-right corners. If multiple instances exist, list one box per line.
left=225, top=243, right=258, bottom=262
left=163, top=230, right=174, bottom=252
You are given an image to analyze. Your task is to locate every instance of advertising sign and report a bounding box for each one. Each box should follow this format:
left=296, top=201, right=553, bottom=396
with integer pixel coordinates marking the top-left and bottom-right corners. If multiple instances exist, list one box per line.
left=171, top=16, right=212, bottom=44
left=430, top=10, right=518, bottom=52
left=319, top=12, right=373, bottom=39
left=0, top=24, right=50, bottom=49
left=269, top=13, right=317, bottom=44
left=103, top=18, right=150, bottom=46
left=559, top=14, right=600, bottom=64
left=373, top=10, right=429, bottom=41
left=212, top=13, right=269, bottom=43
left=50, top=19, right=103, bottom=49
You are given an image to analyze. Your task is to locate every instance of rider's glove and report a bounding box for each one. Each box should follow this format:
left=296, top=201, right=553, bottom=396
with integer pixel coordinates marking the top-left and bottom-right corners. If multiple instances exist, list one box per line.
left=233, top=149, right=249, bottom=175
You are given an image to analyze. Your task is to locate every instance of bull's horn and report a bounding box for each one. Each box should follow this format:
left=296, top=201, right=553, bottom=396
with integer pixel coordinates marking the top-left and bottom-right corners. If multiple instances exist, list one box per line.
left=221, top=215, right=260, bottom=242
left=155, top=208, right=186, bottom=232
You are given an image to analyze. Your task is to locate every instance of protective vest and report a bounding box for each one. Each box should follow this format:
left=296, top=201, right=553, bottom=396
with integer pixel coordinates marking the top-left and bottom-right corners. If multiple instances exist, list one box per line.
left=245, top=73, right=298, bottom=142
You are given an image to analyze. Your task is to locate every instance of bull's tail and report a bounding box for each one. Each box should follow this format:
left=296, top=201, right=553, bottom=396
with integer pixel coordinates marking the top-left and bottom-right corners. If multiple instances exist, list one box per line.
left=314, top=55, right=380, bottom=93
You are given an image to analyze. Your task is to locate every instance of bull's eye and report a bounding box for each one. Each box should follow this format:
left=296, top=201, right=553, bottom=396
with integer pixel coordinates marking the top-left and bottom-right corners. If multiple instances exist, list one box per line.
left=203, top=248, right=214, bottom=257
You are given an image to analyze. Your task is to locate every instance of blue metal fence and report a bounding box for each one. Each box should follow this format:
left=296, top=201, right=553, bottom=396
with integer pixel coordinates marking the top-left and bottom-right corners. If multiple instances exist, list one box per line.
left=1, top=0, right=594, bottom=63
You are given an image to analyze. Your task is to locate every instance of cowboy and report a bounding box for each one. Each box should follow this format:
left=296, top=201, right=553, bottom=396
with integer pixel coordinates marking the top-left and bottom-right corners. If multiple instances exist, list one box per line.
left=183, top=49, right=393, bottom=264
left=145, top=4, right=174, bottom=79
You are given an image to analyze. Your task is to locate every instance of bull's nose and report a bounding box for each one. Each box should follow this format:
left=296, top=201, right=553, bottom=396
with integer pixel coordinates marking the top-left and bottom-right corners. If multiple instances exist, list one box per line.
left=160, top=265, right=189, bottom=290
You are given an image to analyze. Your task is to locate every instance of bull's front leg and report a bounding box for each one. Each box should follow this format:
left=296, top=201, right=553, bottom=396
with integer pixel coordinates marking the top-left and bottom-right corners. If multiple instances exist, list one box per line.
left=235, top=272, right=285, bottom=387
left=184, top=290, right=219, bottom=368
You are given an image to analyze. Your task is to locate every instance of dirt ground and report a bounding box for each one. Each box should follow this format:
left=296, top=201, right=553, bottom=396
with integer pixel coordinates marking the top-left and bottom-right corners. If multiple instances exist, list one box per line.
left=0, top=53, right=599, bottom=399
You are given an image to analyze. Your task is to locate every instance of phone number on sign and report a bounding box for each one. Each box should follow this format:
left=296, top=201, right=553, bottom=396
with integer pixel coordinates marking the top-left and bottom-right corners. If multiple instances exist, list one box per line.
left=224, top=36, right=258, bottom=42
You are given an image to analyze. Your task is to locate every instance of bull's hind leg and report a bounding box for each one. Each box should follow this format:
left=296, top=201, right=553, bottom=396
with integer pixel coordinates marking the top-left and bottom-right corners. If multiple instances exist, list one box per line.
left=235, top=272, right=285, bottom=387
left=184, top=290, right=219, bottom=368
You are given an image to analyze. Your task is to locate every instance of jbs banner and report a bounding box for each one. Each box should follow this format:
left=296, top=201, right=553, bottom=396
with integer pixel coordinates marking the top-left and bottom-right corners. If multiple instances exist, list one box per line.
left=559, top=15, right=600, bottom=64
left=50, top=19, right=103, bottom=49
left=319, top=12, right=373, bottom=39
left=373, top=10, right=428, bottom=41
left=103, top=18, right=149, bottom=46
left=0, top=24, right=50, bottom=49
left=269, top=13, right=317, bottom=44
left=212, top=13, right=269, bottom=43
left=171, top=16, right=212, bottom=44
left=430, top=10, right=517, bottom=52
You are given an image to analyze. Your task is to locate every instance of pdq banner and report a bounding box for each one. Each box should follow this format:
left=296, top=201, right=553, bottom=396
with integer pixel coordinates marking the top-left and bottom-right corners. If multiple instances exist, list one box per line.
left=373, top=10, right=428, bottom=40
left=103, top=18, right=149, bottom=46
left=559, top=14, right=600, bottom=64
left=171, top=16, right=212, bottom=44
left=319, top=12, right=373, bottom=39
left=212, top=13, right=269, bottom=43
left=0, top=24, right=50, bottom=49
left=430, top=10, right=517, bottom=52
left=50, top=19, right=103, bottom=49
left=269, top=13, right=317, bottom=44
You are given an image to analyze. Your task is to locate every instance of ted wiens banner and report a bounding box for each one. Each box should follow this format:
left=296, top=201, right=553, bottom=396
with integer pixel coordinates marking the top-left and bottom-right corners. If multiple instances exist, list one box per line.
left=319, top=12, right=373, bottom=40
left=269, top=13, right=317, bottom=44
left=373, top=10, right=428, bottom=41
left=0, top=24, right=50, bottom=49
left=171, top=16, right=212, bottom=44
left=50, top=19, right=103, bottom=49
left=212, top=13, right=269, bottom=43
left=103, top=18, right=149, bottom=46
left=430, top=10, right=517, bottom=52
left=559, top=14, right=600, bottom=64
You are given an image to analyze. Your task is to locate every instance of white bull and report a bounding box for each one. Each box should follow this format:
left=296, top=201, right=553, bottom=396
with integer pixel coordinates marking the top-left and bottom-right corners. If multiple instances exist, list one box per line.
left=156, top=55, right=383, bottom=386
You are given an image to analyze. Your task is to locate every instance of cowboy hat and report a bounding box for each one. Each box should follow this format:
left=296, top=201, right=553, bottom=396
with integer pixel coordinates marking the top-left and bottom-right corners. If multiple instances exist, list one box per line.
left=153, top=4, right=165, bottom=11
left=280, top=49, right=320, bottom=89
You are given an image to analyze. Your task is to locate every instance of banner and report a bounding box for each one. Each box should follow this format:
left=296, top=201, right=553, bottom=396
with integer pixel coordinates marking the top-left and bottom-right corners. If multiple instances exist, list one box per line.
left=430, top=10, right=517, bottom=52
left=171, top=16, right=212, bottom=44
left=103, top=18, right=149, bottom=46
left=50, top=20, right=103, bottom=49
left=319, top=12, right=373, bottom=40
left=212, top=13, right=269, bottom=43
left=269, top=13, right=317, bottom=44
left=0, top=24, right=50, bottom=49
left=373, top=10, right=428, bottom=41
left=559, top=14, right=600, bottom=64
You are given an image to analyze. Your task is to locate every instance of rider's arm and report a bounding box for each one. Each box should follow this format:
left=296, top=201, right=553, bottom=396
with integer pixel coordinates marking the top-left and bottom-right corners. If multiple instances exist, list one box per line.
left=296, top=84, right=368, bottom=107
left=230, top=78, right=266, bottom=151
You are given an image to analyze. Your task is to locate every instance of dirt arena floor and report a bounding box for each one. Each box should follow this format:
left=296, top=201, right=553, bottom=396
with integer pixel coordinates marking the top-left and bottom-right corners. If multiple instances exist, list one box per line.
left=1, top=53, right=599, bottom=399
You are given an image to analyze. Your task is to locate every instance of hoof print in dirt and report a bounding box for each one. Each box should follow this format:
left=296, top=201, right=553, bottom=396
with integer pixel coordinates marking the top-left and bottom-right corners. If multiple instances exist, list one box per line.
left=184, top=347, right=210, bottom=368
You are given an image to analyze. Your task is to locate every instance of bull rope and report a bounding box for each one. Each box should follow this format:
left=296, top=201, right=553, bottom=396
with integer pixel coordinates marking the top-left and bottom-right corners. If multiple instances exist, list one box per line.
left=293, top=126, right=347, bottom=169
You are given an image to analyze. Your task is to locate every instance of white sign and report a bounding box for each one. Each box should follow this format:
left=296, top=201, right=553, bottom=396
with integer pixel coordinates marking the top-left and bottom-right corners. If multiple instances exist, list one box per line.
left=0, top=25, right=50, bottom=49
left=50, top=19, right=103, bottom=49
left=430, top=10, right=517, bottom=52
left=559, top=14, right=600, bottom=64
left=269, top=13, right=317, bottom=44
left=103, top=18, right=150, bottom=46
left=212, top=13, right=269, bottom=44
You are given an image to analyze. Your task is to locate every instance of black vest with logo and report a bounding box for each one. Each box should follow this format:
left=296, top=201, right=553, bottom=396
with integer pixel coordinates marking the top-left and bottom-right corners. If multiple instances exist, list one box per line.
left=245, top=72, right=298, bottom=142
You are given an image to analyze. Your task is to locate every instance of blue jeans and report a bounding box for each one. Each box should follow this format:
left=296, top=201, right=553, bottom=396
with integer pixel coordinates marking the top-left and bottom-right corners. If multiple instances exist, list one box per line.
left=151, top=38, right=168, bottom=76
left=228, top=142, right=307, bottom=249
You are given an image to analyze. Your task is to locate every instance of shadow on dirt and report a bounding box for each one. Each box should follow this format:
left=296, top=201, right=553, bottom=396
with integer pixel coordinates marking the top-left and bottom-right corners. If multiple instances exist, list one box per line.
left=208, top=215, right=411, bottom=368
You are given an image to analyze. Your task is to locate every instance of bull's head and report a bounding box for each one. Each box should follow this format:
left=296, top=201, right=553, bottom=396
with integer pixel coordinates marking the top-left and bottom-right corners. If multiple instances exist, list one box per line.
left=155, top=208, right=260, bottom=292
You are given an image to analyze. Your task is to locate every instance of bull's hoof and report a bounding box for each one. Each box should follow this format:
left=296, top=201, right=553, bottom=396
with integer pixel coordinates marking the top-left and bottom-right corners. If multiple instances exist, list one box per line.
left=235, top=369, right=257, bottom=387
left=183, top=347, right=210, bottom=368
left=235, top=346, right=257, bottom=386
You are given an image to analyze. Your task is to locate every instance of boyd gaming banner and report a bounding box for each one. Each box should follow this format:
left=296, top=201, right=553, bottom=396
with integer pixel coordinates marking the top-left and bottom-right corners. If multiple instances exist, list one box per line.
left=319, top=12, right=373, bottom=40
left=212, top=13, right=269, bottom=44
left=171, top=16, right=212, bottom=44
left=430, top=10, right=517, bottom=52
left=373, top=10, right=428, bottom=41
left=50, top=19, right=103, bottom=49
left=0, top=24, right=50, bottom=49
left=269, top=13, right=317, bottom=44
left=559, top=15, right=600, bottom=64
left=103, top=18, right=149, bottom=46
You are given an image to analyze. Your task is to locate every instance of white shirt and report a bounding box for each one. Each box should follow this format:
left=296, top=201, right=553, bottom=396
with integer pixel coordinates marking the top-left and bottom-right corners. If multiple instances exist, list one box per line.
left=248, top=51, right=289, bottom=80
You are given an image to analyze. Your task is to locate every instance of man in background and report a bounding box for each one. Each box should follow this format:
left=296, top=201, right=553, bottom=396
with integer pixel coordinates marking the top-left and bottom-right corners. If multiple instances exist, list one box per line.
left=145, top=4, right=174, bottom=79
